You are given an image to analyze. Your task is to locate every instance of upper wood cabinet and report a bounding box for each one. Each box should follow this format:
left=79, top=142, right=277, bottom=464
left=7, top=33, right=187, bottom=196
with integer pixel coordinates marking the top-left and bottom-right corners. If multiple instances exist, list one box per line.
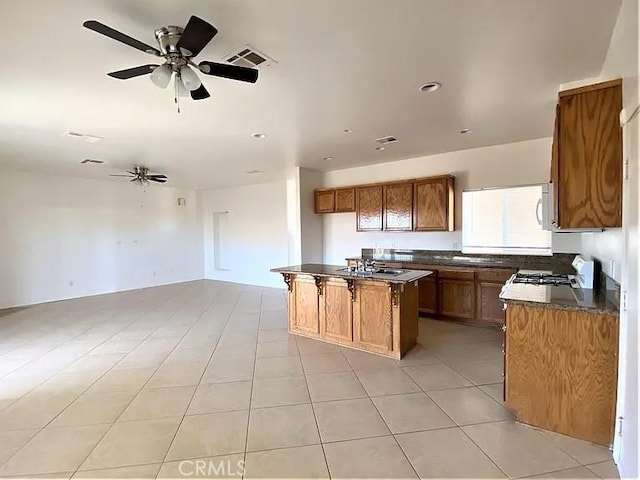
left=553, top=79, right=623, bottom=229
left=383, top=182, right=413, bottom=231
left=356, top=185, right=383, bottom=231
left=413, top=176, right=455, bottom=231
left=335, top=187, right=356, bottom=212
left=314, top=189, right=335, bottom=214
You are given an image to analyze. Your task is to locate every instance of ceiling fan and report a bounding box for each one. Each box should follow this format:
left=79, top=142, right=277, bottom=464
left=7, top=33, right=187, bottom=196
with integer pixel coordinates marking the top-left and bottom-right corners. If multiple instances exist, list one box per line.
left=83, top=15, right=259, bottom=107
left=110, top=166, right=168, bottom=185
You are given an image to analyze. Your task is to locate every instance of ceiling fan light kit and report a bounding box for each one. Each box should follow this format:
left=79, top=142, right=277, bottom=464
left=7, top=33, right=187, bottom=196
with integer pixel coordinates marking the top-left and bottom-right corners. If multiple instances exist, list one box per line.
left=83, top=15, right=259, bottom=112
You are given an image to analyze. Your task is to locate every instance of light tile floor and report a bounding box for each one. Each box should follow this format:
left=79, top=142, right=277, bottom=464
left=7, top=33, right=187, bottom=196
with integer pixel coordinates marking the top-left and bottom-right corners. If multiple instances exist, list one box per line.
left=0, top=280, right=618, bottom=479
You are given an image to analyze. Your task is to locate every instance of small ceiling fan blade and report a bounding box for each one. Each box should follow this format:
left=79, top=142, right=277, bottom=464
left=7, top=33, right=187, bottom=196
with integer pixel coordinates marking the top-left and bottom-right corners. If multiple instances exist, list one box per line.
left=147, top=174, right=168, bottom=179
left=198, top=62, right=258, bottom=83
left=190, top=84, right=210, bottom=100
left=109, top=174, right=134, bottom=177
left=176, top=16, right=218, bottom=57
left=149, top=177, right=168, bottom=183
left=83, top=20, right=161, bottom=56
left=107, top=64, right=159, bottom=79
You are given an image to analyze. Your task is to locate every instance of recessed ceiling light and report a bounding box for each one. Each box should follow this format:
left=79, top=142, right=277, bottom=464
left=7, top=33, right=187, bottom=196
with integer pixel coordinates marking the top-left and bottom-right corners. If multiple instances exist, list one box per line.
left=252, top=133, right=267, bottom=139
left=374, top=146, right=385, bottom=151
left=460, top=128, right=471, bottom=134
left=420, top=82, right=442, bottom=93
left=322, top=156, right=334, bottom=161
left=343, top=129, right=353, bottom=133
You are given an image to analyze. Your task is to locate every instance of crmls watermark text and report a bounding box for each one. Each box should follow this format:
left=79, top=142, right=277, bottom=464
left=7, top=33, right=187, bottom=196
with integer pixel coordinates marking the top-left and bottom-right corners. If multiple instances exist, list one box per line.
left=178, top=459, right=246, bottom=477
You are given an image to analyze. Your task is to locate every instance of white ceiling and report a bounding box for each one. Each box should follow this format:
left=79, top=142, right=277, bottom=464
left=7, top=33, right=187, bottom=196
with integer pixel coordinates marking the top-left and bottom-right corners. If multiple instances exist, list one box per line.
left=0, top=0, right=621, bottom=189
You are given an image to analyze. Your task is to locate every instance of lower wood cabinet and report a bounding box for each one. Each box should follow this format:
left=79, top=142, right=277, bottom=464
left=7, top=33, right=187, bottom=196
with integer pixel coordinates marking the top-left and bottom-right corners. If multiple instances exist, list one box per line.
left=352, top=281, right=393, bottom=355
left=438, top=269, right=476, bottom=320
left=505, top=303, right=618, bottom=445
left=319, top=278, right=353, bottom=343
left=417, top=275, right=438, bottom=315
left=289, top=275, right=320, bottom=334
left=476, top=269, right=516, bottom=327
left=287, top=274, right=419, bottom=359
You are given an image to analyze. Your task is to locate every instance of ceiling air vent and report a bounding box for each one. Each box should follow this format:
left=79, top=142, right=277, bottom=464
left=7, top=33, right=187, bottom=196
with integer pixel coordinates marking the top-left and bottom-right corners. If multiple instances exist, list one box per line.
left=375, top=135, right=398, bottom=145
left=223, top=45, right=276, bottom=69
left=80, top=159, right=104, bottom=165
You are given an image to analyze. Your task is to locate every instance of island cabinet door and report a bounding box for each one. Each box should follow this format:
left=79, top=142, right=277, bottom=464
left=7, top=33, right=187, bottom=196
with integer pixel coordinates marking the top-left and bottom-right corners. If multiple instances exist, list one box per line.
left=290, top=276, right=319, bottom=336
left=352, top=281, right=393, bottom=355
left=319, top=278, right=353, bottom=344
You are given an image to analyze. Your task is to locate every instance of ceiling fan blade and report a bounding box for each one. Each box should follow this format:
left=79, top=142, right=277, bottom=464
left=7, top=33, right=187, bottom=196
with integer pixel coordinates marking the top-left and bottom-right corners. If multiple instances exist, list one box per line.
left=83, top=20, right=161, bottom=56
left=149, top=177, right=168, bottom=183
left=107, top=64, right=159, bottom=79
left=190, top=84, right=210, bottom=100
left=147, top=174, right=168, bottom=179
left=176, top=16, right=218, bottom=57
left=109, top=174, right=134, bottom=177
left=198, top=62, right=258, bottom=83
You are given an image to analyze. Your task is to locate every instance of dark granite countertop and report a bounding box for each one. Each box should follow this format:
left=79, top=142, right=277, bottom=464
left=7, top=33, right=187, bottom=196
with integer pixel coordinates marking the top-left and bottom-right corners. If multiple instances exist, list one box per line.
left=346, top=250, right=576, bottom=274
left=500, top=283, right=619, bottom=315
left=271, top=264, right=433, bottom=284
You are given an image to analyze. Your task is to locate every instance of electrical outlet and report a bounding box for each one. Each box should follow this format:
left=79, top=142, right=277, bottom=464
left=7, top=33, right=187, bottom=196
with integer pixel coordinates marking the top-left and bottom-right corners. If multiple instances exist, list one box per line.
left=153, top=271, right=157, bottom=276
left=453, top=242, right=458, bottom=250
left=68, top=281, right=74, bottom=287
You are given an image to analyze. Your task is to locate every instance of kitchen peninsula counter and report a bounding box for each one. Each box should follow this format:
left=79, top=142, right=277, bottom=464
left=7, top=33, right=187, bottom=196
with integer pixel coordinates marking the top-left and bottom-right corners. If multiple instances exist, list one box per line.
left=272, top=264, right=432, bottom=359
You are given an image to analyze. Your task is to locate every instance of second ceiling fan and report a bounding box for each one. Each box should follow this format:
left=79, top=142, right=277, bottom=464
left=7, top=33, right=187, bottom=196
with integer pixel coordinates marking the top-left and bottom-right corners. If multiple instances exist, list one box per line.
left=83, top=15, right=259, bottom=103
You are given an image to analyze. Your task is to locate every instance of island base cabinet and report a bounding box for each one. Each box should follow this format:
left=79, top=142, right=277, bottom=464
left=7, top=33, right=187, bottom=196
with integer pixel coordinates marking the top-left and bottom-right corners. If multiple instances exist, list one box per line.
left=352, top=281, right=393, bottom=355
left=286, top=275, right=419, bottom=359
left=289, top=275, right=320, bottom=336
left=319, top=278, right=353, bottom=344
left=505, top=303, right=618, bottom=446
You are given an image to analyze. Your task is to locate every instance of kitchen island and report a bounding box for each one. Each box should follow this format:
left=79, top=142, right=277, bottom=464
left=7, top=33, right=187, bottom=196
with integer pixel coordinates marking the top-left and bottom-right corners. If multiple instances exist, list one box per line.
left=271, top=264, right=432, bottom=359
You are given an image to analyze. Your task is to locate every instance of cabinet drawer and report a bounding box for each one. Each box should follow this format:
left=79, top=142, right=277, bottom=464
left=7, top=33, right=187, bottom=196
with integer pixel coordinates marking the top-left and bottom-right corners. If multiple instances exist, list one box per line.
left=476, top=269, right=515, bottom=283
left=438, top=269, right=475, bottom=281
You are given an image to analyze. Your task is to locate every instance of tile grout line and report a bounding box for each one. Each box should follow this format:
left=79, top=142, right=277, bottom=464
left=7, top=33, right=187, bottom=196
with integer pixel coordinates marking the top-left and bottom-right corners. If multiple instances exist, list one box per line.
left=0, top=285, right=195, bottom=476
left=155, top=284, right=244, bottom=475
left=240, top=289, right=264, bottom=480
left=65, top=284, right=230, bottom=478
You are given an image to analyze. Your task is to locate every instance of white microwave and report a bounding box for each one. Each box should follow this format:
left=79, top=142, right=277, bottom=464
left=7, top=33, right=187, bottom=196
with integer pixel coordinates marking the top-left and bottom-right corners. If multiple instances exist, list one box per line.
left=541, top=183, right=602, bottom=232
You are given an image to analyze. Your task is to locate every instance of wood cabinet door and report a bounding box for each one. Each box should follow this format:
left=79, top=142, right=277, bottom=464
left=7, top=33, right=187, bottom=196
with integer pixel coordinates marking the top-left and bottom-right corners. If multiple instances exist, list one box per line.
left=383, top=182, right=413, bottom=231
left=418, top=276, right=438, bottom=315
left=413, top=177, right=454, bottom=231
left=314, top=189, right=335, bottom=213
left=476, top=282, right=506, bottom=327
left=335, top=187, right=356, bottom=212
left=352, top=281, right=393, bottom=354
left=438, top=278, right=475, bottom=319
left=290, top=276, right=319, bottom=335
left=551, top=104, right=561, bottom=226
left=356, top=185, right=383, bottom=231
left=320, top=278, right=353, bottom=344
left=557, top=81, right=622, bottom=228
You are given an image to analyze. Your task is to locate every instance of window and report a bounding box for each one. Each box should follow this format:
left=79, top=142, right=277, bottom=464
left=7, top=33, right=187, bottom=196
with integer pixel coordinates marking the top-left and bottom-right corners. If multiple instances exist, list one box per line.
left=462, top=184, right=551, bottom=255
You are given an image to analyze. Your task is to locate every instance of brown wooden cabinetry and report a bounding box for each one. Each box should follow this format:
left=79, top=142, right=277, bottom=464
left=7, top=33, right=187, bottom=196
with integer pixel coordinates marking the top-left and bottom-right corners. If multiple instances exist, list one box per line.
left=383, top=182, right=413, bottom=231
left=314, top=189, right=335, bottom=214
left=352, top=281, right=393, bottom=355
left=319, top=278, right=353, bottom=344
left=335, top=187, right=356, bottom=212
left=476, top=269, right=515, bottom=327
left=438, top=270, right=476, bottom=320
left=413, top=176, right=455, bottom=231
left=505, top=303, right=618, bottom=445
left=553, top=79, right=623, bottom=229
left=356, top=185, right=383, bottom=231
left=417, top=274, right=438, bottom=315
left=289, top=275, right=320, bottom=335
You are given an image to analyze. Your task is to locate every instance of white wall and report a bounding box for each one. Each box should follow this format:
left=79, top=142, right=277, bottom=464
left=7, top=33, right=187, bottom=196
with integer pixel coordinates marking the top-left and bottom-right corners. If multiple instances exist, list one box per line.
left=0, top=169, right=203, bottom=309
left=201, top=180, right=289, bottom=289
left=580, top=0, right=639, bottom=283
left=322, top=138, right=582, bottom=264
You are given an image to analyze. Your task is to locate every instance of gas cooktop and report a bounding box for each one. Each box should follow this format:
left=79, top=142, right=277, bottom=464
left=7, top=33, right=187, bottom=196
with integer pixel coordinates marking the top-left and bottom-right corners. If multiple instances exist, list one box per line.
left=512, top=272, right=579, bottom=288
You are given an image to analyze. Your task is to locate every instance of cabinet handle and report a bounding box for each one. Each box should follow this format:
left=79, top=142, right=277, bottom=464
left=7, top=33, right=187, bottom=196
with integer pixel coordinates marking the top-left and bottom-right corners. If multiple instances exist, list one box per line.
left=501, top=325, right=507, bottom=332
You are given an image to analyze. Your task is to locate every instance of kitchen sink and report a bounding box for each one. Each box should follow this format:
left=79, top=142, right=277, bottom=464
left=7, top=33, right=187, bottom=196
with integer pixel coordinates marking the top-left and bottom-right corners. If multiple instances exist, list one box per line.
left=374, top=268, right=406, bottom=275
